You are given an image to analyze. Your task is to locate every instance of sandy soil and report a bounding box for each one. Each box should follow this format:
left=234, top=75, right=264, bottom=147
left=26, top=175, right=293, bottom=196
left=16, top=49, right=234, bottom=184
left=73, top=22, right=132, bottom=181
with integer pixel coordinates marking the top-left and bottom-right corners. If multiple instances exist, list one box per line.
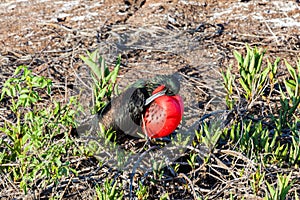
left=0, top=0, right=299, bottom=199
left=1, top=0, right=299, bottom=112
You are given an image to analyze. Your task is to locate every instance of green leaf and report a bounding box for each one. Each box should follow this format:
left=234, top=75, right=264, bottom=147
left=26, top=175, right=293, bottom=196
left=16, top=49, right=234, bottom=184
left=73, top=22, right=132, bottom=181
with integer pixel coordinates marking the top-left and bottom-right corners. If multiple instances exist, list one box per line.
left=104, top=67, right=119, bottom=85
left=285, top=59, right=297, bottom=80
left=99, top=56, right=110, bottom=80
left=111, top=56, right=121, bottom=84
left=14, top=65, right=26, bottom=76
left=249, top=52, right=256, bottom=74
left=240, top=70, right=247, bottom=81
left=233, top=50, right=243, bottom=65
left=240, top=78, right=251, bottom=96
left=261, top=67, right=269, bottom=85
left=29, top=96, right=38, bottom=103
left=257, top=49, right=265, bottom=70
left=80, top=54, right=102, bottom=81
left=19, top=94, right=29, bottom=99
left=1, top=87, right=10, bottom=98
left=90, top=48, right=98, bottom=61
left=97, top=85, right=108, bottom=100
left=20, top=88, right=30, bottom=94
left=284, top=79, right=296, bottom=97
left=265, top=181, right=276, bottom=198
left=246, top=73, right=252, bottom=89
left=243, top=45, right=251, bottom=69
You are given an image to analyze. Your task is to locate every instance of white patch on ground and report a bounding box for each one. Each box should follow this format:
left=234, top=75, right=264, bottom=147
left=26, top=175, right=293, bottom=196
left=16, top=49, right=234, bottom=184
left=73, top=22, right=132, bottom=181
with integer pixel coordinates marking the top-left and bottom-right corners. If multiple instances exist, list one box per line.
left=272, top=1, right=300, bottom=12
left=54, top=0, right=79, bottom=11
left=71, top=15, right=85, bottom=21
left=179, top=0, right=203, bottom=6
left=266, top=18, right=300, bottom=27
left=211, top=0, right=300, bottom=27
left=211, top=3, right=250, bottom=20
left=57, top=13, right=71, bottom=18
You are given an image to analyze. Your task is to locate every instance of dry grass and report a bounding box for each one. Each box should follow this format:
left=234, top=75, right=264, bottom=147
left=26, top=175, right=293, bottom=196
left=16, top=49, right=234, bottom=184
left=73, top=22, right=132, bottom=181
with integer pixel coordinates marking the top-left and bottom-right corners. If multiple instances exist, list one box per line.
left=1, top=0, right=300, bottom=199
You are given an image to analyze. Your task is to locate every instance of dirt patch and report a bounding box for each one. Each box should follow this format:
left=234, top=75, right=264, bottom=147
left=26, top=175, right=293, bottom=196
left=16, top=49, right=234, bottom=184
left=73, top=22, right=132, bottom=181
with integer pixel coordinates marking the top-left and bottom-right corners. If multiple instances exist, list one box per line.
left=0, top=0, right=300, bottom=199
left=1, top=0, right=299, bottom=99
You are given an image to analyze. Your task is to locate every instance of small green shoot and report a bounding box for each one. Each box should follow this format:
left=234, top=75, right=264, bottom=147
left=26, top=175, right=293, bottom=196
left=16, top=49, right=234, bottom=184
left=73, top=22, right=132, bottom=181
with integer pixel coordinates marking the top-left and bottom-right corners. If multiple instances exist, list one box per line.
left=80, top=49, right=120, bottom=113
left=234, top=44, right=269, bottom=107
left=136, top=181, right=149, bottom=200
left=95, top=178, right=123, bottom=200
left=264, top=173, right=293, bottom=200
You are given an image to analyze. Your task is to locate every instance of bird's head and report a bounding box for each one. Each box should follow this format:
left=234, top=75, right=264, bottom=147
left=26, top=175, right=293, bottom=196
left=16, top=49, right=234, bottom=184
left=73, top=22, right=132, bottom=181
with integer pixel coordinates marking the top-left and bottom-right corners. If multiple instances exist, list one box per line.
left=148, top=74, right=180, bottom=94
left=144, top=74, right=181, bottom=105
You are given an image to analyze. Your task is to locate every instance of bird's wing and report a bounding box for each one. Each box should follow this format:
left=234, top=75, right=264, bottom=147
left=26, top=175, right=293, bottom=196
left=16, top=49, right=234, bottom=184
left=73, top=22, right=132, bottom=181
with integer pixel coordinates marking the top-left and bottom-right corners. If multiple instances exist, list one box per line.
left=110, top=87, right=148, bottom=137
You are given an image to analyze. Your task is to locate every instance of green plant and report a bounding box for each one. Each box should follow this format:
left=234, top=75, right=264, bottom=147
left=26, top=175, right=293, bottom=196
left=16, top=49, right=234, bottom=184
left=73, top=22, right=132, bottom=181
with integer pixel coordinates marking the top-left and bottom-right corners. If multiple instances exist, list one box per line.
left=151, top=158, right=166, bottom=180
left=0, top=66, right=79, bottom=193
left=79, top=50, right=125, bottom=167
left=222, top=65, right=236, bottom=109
left=221, top=45, right=300, bottom=168
left=283, top=59, right=300, bottom=98
left=1, top=66, right=52, bottom=111
left=237, top=121, right=273, bottom=160
left=264, top=173, right=293, bottom=200
left=136, top=181, right=149, bottom=200
left=231, top=45, right=270, bottom=109
left=277, top=59, right=300, bottom=129
left=95, top=178, right=123, bottom=200
left=198, top=121, right=223, bottom=151
left=80, top=50, right=120, bottom=113
left=250, top=167, right=265, bottom=195
left=289, top=131, right=300, bottom=167
left=187, top=152, right=197, bottom=170
left=267, top=57, right=280, bottom=100
left=159, top=193, right=170, bottom=200
left=222, top=119, right=300, bottom=165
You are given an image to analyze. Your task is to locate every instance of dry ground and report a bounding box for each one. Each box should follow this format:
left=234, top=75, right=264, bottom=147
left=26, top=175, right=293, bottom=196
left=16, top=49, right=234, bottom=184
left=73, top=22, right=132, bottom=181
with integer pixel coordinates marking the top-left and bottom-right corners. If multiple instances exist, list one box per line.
left=0, top=0, right=300, bottom=199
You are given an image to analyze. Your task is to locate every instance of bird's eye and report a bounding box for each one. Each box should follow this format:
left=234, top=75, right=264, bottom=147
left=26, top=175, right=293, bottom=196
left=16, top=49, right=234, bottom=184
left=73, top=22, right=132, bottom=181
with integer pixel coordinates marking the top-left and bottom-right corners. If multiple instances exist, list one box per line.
left=166, top=89, right=174, bottom=96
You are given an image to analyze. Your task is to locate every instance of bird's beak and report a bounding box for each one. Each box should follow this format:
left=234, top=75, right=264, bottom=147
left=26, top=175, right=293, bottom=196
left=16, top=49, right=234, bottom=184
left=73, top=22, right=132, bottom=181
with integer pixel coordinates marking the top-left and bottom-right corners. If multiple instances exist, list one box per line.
left=145, top=89, right=167, bottom=106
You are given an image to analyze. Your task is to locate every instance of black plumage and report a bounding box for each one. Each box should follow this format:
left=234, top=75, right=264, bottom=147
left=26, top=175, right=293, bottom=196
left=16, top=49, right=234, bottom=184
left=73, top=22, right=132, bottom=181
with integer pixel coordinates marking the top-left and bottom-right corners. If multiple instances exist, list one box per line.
left=81, top=74, right=181, bottom=140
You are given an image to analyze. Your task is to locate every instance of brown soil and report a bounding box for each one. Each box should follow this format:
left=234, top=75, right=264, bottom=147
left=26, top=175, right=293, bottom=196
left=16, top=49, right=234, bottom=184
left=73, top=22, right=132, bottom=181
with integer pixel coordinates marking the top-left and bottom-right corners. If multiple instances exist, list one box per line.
left=1, top=0, right=299, bottom=115
left=0, top=0, right=300, bottom=199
